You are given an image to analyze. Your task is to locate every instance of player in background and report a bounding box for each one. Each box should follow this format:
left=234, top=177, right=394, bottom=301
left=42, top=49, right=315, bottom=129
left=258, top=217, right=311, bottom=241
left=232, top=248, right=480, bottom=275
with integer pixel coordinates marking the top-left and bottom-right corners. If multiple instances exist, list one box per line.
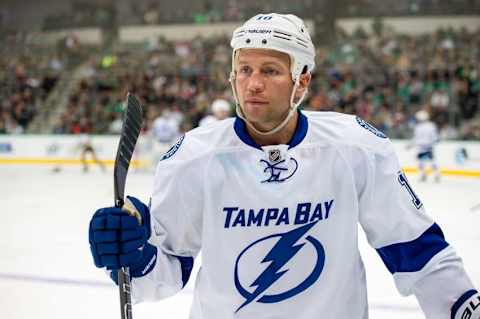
left=46, top=140, right=63, bottom=173
left=129, top=127, right=155, bottom=173
left=151, top=108, right=181, bottom=145
left=149, top=107, right=182, bottom=166
left=408, top=110, right=440, bottom=182
left=79, top=133, right=106, bottom=172
left=88, top=13, right=479, bottom=319
left=199, top=98, right=232, bottom=126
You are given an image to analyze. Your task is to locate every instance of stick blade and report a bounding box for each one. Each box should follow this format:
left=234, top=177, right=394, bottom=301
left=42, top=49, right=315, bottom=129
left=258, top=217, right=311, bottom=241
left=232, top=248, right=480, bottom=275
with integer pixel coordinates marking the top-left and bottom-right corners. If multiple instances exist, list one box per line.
left=114, top=93, right=143, bottom=207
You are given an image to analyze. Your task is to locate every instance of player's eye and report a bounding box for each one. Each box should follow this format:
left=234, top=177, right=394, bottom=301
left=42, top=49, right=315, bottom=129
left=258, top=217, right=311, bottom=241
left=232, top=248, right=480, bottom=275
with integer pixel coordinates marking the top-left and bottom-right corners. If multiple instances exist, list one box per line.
left=238, top=65, right=252, bottom=75
left=263, top=67, right=280, bottom=76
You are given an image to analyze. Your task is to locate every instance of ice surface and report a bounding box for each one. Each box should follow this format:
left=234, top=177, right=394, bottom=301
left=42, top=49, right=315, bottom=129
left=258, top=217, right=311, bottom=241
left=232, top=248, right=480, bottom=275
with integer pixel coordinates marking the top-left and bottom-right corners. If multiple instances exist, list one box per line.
left=0, top=165, right=479, bottom=319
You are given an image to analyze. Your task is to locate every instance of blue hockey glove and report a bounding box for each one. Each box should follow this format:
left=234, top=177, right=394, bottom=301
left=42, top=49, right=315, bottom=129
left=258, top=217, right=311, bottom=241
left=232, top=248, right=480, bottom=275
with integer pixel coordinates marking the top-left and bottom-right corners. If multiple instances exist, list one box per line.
left=89, top=196, right=157, bottom=282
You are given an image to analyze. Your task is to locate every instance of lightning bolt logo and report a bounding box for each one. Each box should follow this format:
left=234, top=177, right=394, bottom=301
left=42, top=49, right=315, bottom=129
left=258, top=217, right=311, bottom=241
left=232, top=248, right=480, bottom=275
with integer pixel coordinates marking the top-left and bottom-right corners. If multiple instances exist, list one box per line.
left=234, top=221, right=325, bottom=312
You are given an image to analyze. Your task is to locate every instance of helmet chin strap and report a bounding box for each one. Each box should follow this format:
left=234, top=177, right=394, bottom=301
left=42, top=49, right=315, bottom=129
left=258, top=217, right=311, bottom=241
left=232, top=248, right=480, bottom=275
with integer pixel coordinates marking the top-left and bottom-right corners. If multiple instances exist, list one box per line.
left=230, top=72, right=307, bottom=136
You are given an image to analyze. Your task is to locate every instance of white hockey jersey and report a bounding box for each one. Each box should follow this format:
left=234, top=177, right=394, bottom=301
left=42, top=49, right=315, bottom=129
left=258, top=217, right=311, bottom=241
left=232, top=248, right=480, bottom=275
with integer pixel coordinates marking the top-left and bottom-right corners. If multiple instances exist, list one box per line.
left=132, top=111, right=475, bottom=319
left=412, top=121, right=439, bottom=153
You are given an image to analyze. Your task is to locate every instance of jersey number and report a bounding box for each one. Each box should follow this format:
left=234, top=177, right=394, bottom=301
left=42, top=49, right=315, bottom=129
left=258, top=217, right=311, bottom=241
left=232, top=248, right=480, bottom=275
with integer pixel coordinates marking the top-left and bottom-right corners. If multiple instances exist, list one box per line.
left=398, top=171, right=423, bottom=209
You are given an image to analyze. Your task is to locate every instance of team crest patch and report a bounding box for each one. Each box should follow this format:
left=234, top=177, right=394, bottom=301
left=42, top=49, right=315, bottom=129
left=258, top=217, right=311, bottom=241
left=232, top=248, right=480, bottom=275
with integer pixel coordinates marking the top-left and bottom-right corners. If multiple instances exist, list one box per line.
left=234, top=221, right=325, bottom=312
left=260, top=157, right=298, bottom=183
left=161, top=135, right=185, bottom=161
left=356, top=117, right=387, bottom=138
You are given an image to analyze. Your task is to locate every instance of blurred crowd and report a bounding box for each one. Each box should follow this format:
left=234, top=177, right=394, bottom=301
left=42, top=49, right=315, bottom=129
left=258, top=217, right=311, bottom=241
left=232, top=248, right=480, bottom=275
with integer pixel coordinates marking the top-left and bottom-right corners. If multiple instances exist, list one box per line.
left=52, top=35, right=233, bottom=135
left=0, top=33, right=66, bottom=134
left=41, top=0, right=480, bottom=28
left=53, top=26, right=480, bottom=140
left=1, top=25, right=479, bottom=140
left=0, top=32, right=92, bottom=134
left=121, top=0, right=480, bottom=26
left=312, top=26, right=480, bottom=139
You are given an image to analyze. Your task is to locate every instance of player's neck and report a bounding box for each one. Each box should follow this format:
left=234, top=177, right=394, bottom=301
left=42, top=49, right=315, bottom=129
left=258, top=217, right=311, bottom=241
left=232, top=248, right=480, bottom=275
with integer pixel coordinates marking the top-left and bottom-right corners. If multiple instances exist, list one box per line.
left=247, top=111, right=299, bottom=147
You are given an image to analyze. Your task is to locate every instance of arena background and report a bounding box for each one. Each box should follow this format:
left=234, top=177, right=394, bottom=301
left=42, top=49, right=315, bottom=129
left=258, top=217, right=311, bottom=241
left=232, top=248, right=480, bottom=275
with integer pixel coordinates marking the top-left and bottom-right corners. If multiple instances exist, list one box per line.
left=1, top=0, right=479, bottom=174
left=0, top=1, right=479, bottom=319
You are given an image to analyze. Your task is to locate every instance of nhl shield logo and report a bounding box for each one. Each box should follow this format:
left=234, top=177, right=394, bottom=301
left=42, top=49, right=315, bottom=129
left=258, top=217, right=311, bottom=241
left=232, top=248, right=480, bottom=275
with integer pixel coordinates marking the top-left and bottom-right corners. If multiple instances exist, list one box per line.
left=260, top=146, right=298, bottom=183
left=268, top=149, right=281, bottom=163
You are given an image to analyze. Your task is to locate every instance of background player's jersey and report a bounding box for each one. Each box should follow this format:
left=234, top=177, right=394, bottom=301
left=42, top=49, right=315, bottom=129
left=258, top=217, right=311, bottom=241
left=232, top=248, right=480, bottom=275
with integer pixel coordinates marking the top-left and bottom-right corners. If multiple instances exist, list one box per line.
left=412, top=121, right=439, bottom=153
left=132, top=111, right=474, bottom=319
left=152, top=116, right=180, bottom=144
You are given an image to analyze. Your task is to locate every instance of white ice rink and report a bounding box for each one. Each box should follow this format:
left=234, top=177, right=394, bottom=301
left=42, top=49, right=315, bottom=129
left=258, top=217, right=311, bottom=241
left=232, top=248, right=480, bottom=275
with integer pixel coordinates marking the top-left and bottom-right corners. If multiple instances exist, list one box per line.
left=1, top=165, right=479, bottom=319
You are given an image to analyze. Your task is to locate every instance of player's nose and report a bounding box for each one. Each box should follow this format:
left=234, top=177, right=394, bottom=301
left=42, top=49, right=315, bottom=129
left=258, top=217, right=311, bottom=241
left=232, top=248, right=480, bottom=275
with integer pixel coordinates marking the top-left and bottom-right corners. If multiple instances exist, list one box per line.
left=246, top=72, right=265, bottom=93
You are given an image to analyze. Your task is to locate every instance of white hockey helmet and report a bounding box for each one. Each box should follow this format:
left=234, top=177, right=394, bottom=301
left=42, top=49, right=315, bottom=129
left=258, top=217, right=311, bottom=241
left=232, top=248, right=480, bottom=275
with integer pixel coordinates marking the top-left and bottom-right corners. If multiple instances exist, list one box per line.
left=415, top=110, right=429, bottom=122
left=211, top=99, right=230, bottom=114
left=229, top=13, right=316, bottom=135
left=230, top=13, right=315, bottom=83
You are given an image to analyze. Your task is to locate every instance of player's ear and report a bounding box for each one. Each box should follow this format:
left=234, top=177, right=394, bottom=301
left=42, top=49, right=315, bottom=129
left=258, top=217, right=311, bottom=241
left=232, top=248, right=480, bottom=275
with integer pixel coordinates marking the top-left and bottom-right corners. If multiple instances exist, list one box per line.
left=294, top=71, right=311, bottom=101
left=298, top=72, right=311, bottom=89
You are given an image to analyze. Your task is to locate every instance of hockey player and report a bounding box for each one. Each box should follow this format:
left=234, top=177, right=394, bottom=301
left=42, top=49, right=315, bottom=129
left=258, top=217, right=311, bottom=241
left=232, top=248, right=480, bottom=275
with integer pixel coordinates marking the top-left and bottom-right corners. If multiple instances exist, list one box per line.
left=151, top=108, right=181, bottom=145
left=409, top=110, right=441, bottom=182
left=79, top=133, right=106, bottom=172
left=88, top=14, right=479, bottom=319
left=150, top=108, right=182, bottom=166
left=198, top=98, right=232, bottom=126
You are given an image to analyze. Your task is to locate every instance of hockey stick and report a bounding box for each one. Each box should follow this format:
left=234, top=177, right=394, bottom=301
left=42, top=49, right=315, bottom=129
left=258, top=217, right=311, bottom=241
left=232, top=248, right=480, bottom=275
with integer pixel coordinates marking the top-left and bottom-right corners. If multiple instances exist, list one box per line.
left=113, top=93, right=143, bottom=319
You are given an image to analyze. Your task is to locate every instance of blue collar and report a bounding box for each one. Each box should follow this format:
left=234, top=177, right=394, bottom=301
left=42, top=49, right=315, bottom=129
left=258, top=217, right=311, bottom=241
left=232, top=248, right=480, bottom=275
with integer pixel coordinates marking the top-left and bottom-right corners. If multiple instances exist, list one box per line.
left=233, top=110, right=308, bottom=150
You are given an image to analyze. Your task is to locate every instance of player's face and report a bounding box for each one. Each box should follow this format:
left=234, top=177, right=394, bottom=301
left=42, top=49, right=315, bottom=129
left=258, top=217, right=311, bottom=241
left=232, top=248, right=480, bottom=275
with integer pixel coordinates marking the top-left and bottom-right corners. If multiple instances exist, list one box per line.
left=234, top=49, right=294, bottom=131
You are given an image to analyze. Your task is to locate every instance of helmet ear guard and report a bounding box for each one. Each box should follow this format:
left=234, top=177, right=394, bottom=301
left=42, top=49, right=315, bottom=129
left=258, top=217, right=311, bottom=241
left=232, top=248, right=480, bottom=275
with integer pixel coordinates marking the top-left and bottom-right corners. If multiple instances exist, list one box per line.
left=229, top=13, right=316, bottom=136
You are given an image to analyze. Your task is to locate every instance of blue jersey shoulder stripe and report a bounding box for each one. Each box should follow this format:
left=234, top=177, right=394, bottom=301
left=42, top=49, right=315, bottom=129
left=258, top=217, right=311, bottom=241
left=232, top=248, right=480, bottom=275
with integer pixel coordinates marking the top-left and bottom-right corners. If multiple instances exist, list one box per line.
left=376, top=223, right=449, bottom=274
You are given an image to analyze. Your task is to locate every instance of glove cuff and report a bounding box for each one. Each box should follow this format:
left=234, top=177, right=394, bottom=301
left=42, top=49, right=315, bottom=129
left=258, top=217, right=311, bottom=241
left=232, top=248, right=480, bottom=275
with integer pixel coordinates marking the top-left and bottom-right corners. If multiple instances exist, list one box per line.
left=452, top=290, right=480, bottom=319
left=129, top=243, right=158, bottom=278
left=109, top=243, right=157, bottom=285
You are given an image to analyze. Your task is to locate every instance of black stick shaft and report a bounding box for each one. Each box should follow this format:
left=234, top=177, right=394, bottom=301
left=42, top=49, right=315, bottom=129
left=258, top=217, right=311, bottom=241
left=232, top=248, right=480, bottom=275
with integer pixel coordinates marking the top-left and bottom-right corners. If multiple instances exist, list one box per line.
left=118, top=267, right=133, bottom=319
left=113, top=93, right=143, bottom=319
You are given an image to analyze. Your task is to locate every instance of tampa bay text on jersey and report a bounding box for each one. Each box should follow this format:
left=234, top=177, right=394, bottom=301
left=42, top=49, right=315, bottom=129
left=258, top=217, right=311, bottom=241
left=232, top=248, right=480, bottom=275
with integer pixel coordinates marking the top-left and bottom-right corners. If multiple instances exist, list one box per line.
left=222, top=200, right=334, bottom=229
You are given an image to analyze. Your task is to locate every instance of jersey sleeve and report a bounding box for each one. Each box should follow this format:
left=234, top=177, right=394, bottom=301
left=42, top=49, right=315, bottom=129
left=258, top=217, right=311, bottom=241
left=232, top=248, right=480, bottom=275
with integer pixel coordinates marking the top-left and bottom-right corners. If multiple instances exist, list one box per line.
left=357, top=138, right=475, bottom=318
left=131, top=135, right=204, bottom=302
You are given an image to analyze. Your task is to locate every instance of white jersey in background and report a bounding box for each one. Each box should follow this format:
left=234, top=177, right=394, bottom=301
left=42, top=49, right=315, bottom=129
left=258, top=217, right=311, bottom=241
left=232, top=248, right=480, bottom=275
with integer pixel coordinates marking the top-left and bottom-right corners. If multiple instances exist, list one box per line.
left=412, top=121, right=439, bottom=153
left=152, top=116, right=180, bottom=144
left=410, top=111, right=441, bottom=181
left=198, top=115, right=217, bottom=127
left=130, top=111, right=474, bottom=319
left=199, top=99, right=232, bottom=127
